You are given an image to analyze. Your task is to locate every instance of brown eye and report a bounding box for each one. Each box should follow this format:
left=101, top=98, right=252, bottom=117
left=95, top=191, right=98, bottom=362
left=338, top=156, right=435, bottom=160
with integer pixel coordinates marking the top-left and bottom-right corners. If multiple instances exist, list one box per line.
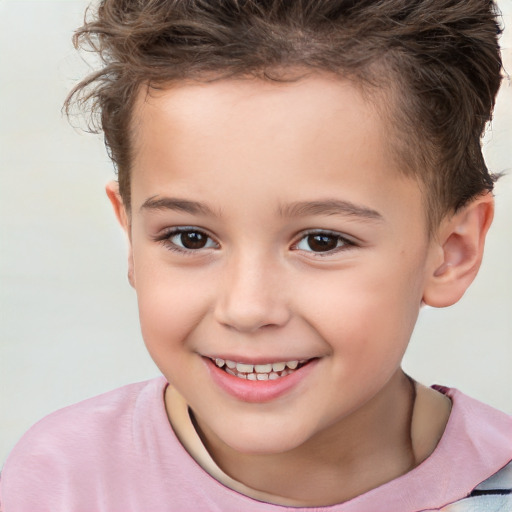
left=168, top=229, right=217, bottom=251
left=180, top=231, right=208, bottom=249
left=306, top=234, right=339, bottom=252
left=295, top=231, right=353, bottom=254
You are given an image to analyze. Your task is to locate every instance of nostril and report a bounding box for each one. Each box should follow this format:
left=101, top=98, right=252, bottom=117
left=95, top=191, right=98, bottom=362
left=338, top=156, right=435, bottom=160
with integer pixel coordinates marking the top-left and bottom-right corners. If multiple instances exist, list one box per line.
left=214, top=295, right=292, bottom=332
left=216, top=308, right=288, bottom=333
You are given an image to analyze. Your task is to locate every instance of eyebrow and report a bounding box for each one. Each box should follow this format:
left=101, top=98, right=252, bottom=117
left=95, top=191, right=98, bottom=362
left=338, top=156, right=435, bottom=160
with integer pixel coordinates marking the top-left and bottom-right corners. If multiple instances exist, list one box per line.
left=140, top=196, right=218, bottom=216
left=278, top=199, right=384, bottom=222
left=140, top=196, right=383, bottom=222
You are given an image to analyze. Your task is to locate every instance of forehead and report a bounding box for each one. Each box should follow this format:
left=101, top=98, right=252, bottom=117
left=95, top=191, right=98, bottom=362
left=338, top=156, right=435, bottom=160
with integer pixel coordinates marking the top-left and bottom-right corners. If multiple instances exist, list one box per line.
left=130, top=75, right=424, bottom=227
left=132, top=74, right=384, bottom=160
left=136, top=74, right=371, bottom=127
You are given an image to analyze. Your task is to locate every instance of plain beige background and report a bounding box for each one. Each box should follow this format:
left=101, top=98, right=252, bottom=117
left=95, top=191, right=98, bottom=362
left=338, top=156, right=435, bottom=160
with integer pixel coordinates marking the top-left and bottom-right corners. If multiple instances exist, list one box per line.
left=1, top=0, right=511, bottom=464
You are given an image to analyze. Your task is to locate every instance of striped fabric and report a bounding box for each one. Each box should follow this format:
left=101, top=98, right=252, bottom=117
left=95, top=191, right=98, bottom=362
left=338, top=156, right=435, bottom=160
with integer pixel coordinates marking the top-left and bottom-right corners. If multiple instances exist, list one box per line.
left=439, top=461, right=512, bottom=511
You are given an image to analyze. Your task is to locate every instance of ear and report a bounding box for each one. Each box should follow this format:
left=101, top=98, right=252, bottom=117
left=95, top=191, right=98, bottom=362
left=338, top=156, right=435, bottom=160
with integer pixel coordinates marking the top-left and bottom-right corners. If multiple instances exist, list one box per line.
left=422, top=193, right=494, bottom=308
left=106, top=181, right=135, bottom=288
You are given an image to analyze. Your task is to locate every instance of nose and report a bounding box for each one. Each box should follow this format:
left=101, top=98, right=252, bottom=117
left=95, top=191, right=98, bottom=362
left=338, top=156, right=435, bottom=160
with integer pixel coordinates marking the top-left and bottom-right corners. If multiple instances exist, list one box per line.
left=214, top=253, right=291, bottom=333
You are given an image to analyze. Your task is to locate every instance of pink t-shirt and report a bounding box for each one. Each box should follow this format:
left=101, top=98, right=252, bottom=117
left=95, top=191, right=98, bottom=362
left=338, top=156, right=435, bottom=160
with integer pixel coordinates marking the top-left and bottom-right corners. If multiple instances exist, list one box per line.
left=1, top=377, right=511, bottom=511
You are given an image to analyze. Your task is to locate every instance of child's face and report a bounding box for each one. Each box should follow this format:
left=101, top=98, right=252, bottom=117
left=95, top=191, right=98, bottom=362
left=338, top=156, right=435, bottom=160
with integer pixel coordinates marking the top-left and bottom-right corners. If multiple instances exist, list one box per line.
left=121, top=75, right=440, bottom=454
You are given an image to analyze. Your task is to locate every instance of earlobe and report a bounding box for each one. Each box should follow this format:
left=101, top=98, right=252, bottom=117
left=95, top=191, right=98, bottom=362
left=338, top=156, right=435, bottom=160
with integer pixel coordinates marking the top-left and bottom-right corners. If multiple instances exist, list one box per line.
left=423, top=193, right=494, bottom=308
left=105, top=181, right=136, bottom=288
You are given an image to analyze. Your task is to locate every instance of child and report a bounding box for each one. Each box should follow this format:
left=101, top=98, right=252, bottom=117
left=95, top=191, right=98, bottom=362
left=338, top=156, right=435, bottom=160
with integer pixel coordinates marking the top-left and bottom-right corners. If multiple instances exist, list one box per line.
left=1, top=0, right=511, bottom=510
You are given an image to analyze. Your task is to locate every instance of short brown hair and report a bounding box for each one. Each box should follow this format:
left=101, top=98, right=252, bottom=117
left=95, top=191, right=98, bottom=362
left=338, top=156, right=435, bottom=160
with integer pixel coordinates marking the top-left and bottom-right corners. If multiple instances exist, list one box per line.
left=66, top=0, right=503, bottom=228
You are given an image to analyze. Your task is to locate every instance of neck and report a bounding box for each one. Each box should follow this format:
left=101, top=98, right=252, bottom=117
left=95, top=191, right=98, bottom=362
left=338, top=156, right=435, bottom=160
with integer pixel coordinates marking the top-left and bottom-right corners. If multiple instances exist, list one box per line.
left=193, top=370, right=419, bottom=506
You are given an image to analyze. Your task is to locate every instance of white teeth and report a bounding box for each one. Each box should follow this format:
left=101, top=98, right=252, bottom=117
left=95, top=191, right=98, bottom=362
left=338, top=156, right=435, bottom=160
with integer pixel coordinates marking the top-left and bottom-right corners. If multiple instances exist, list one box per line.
left=255, top=363, right=273, bottom=373
left=236, top=362, right=254, bottom=373
left=213, top=357, right=309, bottom=380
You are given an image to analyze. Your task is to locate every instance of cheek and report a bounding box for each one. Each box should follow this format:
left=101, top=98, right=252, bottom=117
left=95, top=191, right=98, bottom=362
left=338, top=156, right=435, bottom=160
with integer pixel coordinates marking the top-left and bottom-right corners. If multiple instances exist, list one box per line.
left=132, top=247, right=213, bottom=355
left=297, top=259, right=424, bottom=366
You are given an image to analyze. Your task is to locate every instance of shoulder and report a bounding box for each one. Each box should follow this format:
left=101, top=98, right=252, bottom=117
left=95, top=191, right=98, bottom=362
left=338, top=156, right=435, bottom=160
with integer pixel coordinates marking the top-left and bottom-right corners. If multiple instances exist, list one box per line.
left=439, top=461, right=512, bottom=511
left=0, top=377, right=168, bottom=510
left=434, top=385, right=512, bottom=448
left=385, top=385, right=512, bottom=511
left=437, top=385, right=512, bottom=469
left=6, top=377, right=164, bottom=453
left=429, top=386, right=512, bottom=510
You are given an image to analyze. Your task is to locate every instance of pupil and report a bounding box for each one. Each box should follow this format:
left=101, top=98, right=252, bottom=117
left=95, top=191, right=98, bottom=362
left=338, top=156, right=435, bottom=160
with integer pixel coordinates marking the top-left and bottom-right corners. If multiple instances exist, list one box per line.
left=307, top=234, right=337, bottom=252
left=181, top=231, right=207, bottom=249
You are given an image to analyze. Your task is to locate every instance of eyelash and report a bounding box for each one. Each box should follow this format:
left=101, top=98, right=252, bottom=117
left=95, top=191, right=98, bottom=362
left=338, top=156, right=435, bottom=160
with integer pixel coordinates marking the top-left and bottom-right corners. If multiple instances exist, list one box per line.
left=292, top=230, right=357, bottom=257
left=154, top=228, right=357, bottom=256
left=154, top=227, right=219, bottom=256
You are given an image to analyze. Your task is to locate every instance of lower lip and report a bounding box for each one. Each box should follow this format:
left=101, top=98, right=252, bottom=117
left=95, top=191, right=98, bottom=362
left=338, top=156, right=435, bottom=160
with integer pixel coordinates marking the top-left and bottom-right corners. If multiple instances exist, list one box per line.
left=204, top=358, right=318, bottom=403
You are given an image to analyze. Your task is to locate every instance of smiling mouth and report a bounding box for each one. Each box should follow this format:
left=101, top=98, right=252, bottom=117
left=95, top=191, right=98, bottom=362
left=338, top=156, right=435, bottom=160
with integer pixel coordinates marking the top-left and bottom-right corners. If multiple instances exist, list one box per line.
left=211, top=357, right=311, bottom=380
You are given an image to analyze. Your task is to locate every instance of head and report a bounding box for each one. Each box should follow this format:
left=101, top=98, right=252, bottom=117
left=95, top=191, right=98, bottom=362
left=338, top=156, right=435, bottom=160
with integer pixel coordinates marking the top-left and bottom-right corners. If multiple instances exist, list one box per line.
left=67, top=0, right=502, bottom=454
left=68, top=0, right=503, bottom=230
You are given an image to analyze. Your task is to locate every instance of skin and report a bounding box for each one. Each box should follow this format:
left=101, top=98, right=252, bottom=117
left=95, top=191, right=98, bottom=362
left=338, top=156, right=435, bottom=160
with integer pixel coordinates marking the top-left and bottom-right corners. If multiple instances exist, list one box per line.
left=107, top=75, right=493, bottom=506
